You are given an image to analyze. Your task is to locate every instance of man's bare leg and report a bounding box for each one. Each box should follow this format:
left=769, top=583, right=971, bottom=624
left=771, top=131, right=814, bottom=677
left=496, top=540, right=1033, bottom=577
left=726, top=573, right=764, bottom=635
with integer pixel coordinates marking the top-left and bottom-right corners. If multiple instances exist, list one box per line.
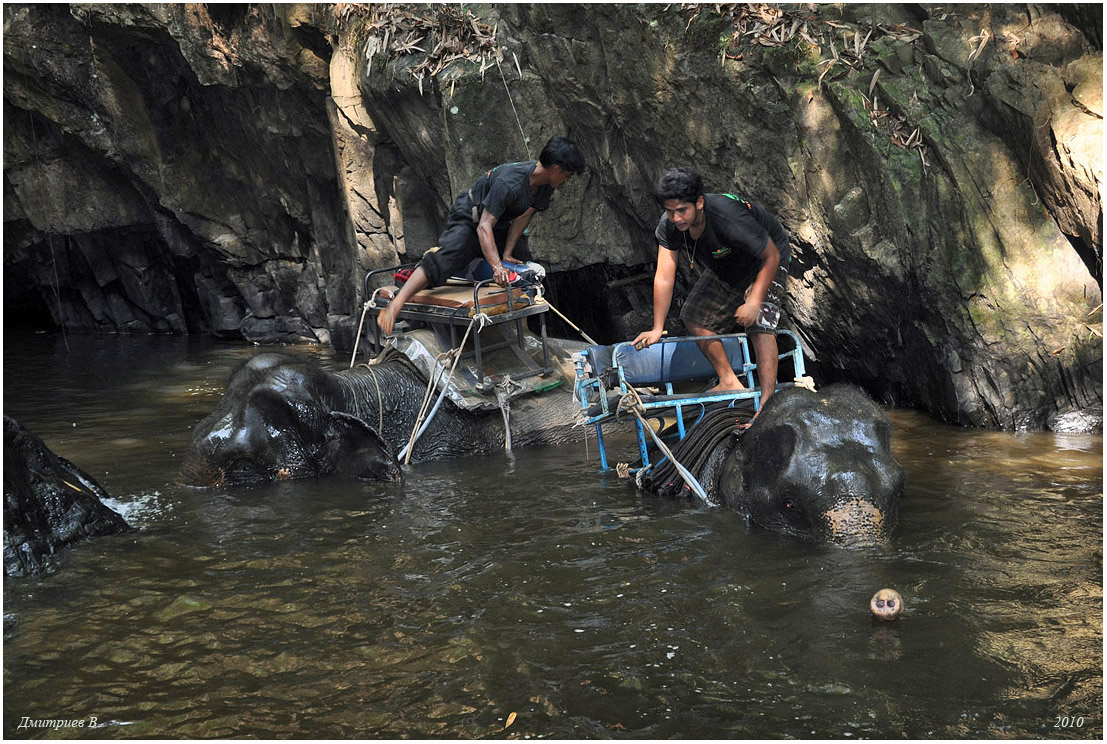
left=377, top=266, right=430, bottom=336
left=749, top=331, right=779, bottom=420
left=687, top=324, right=747, bottom=392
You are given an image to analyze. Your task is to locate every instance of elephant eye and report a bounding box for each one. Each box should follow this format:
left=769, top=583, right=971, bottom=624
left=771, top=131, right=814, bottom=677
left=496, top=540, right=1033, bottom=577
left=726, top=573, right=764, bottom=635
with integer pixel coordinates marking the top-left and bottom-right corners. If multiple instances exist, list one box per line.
left=779, top=495, right=808, bottom=527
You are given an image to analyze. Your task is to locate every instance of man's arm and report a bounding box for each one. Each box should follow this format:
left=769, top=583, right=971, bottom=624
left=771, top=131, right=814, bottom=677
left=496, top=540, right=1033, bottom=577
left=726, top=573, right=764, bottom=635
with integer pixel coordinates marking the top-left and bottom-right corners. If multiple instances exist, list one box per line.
left=501, top=207, right=536, bottom=263
left=632, top=246, right=679, bottom=349
left=476, top=210, right=513, bottom=286
left=734, top=238, right=780, bottom=326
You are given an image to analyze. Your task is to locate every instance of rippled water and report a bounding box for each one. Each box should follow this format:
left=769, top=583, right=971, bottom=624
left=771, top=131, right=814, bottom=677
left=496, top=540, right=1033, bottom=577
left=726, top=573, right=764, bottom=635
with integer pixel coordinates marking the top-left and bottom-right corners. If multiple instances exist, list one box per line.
left=3, top=332, right=1102, bottom=739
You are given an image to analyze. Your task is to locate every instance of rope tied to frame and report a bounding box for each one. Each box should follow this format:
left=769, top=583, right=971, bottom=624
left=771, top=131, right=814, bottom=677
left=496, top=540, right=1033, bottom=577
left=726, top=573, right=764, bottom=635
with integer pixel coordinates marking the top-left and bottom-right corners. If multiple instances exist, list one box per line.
left=400, top=312, right=487, bottom=465
left=614, top=386, right=714, bottom=507
left=495, top=374, right=523, bottom=453
left=350, top=288, right=398, bottom=369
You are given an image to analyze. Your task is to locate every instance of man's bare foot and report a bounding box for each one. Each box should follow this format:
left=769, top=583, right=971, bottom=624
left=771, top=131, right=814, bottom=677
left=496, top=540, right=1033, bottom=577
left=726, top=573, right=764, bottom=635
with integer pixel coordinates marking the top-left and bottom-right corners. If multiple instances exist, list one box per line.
left=707, top=380, right=748, bottom=394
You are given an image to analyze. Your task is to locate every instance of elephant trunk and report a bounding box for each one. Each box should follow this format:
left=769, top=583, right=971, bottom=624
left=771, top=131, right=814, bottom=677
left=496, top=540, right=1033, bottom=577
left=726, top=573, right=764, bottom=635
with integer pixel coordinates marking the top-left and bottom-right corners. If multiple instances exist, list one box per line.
left=815, top=493, right=896, bottom=546
left=178, top=455, right=225, bottom=487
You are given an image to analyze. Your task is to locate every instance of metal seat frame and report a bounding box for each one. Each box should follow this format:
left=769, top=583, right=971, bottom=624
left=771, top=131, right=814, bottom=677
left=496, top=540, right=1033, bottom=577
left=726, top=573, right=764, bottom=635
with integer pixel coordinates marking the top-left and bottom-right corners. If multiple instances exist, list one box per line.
left=573, top=330, right=808, bottom=471
left=362, top=266, right=553, bottom=391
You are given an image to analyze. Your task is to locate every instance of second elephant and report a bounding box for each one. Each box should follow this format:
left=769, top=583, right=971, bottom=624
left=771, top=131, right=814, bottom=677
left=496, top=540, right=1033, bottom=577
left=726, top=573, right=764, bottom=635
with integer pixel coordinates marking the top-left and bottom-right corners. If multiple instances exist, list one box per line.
left=180, top=347, right=585, bottom=488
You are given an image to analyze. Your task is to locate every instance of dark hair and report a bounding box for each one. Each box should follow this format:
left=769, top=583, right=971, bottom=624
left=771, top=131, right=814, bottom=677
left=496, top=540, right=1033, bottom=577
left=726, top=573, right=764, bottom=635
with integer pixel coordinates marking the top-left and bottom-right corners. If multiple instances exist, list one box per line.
left=540, top=135, right=585, bottom=174
left=654, top=167, right=704, bottom=204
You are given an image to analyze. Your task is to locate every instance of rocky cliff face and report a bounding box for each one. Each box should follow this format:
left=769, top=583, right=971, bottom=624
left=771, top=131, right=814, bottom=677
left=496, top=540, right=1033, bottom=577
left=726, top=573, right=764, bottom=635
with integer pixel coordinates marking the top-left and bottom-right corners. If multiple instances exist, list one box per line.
left=4, top=3, right=1101, bottom=431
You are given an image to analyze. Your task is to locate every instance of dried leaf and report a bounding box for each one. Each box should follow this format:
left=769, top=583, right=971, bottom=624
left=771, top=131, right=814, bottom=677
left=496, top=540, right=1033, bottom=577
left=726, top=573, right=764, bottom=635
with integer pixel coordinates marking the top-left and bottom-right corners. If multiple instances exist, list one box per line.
left=967, top=29, right=991, bottom=63
left=504, top=712, right=518, bottom=730
left=859, top=27, right=873, bottom=55
left=868, top=68, right=881, bottom=97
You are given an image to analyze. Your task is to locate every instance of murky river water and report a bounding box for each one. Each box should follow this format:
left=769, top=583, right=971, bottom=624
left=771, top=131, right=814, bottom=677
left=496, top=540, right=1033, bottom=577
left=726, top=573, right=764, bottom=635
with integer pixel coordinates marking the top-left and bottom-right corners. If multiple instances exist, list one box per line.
left=3, top=332, right=1102, bottom=739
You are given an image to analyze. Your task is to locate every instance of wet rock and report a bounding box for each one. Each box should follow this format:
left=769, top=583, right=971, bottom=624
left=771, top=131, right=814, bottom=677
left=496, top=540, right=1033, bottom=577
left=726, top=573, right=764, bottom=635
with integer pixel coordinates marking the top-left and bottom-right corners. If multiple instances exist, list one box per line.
left=3, top=416, right=131, bottom=576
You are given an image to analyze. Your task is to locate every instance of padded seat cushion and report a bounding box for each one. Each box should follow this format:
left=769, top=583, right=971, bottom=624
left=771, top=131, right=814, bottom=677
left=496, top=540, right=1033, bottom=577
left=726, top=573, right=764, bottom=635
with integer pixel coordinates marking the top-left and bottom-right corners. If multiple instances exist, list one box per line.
left=582, top=344, right=614, bottom=376
left=614, top=337, right=746, bottom=386
left=381, top=285, right=536, bottom=315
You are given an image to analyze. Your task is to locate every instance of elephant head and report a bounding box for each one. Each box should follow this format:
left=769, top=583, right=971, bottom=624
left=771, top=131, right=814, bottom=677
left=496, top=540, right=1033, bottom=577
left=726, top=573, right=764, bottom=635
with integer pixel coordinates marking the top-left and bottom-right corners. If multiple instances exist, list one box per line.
left=716, top=385, right=904, bottom=545
left=180, top=354, right=401, bottom=488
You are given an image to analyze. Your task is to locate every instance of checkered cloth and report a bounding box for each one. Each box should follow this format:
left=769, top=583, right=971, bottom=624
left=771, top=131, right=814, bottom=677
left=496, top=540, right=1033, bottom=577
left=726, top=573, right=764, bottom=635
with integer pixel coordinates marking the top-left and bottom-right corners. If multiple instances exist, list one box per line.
left=680, top=259, right=790, bottom=335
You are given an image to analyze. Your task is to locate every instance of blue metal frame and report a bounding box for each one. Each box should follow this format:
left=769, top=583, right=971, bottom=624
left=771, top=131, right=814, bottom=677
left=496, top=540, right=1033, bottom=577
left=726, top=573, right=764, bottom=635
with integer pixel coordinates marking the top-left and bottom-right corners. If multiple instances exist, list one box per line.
left=573, top=330, right=808, bottom=472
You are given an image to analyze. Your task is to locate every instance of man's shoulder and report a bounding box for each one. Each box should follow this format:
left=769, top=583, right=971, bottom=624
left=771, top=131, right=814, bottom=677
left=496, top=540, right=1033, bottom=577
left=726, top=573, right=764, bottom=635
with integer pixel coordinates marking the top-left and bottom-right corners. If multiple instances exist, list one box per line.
left=493, top=161, right=537, bottom=188
left=705, top=193, right=756, bottom=232
left=655, top=212, right=680, bottom=246
left=704, top=193, right=750, bottom=218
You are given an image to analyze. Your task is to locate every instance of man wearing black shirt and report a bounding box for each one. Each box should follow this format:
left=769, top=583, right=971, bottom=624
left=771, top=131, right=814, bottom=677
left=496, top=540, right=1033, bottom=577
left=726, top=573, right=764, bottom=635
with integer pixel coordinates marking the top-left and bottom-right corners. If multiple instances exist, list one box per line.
left=377, top=135, right=585, bottom=335
left=633, top=167, right=791, bottom=416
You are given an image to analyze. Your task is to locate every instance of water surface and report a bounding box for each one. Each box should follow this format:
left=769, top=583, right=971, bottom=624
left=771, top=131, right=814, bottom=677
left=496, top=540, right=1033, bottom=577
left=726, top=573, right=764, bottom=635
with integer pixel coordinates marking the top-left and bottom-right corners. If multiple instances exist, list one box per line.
left=3, top=332, right=1102, bottom=738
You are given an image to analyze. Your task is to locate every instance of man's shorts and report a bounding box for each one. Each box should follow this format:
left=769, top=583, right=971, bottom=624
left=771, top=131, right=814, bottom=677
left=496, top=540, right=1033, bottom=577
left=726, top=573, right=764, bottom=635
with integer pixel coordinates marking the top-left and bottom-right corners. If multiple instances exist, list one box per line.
left=419, top=214, right=532, bottom=288
left=680, top=249, right=791, bottom=335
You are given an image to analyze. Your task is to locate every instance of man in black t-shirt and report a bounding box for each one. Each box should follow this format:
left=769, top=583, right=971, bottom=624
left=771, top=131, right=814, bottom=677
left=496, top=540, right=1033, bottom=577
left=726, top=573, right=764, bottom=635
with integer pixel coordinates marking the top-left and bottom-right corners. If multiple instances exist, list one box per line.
left=633, top=167, right=791, bottom=418
left=377, top=135, right=585, bottom=335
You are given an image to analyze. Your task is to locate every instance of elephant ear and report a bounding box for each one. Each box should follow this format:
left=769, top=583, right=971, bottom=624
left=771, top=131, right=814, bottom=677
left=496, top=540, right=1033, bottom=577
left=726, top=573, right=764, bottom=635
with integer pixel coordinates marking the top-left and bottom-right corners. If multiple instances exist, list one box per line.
left=329, top=412, right=403, bottom=482
left=697, top=433, right=740, bottom=505
left=741, top=419, right=797, bottom=483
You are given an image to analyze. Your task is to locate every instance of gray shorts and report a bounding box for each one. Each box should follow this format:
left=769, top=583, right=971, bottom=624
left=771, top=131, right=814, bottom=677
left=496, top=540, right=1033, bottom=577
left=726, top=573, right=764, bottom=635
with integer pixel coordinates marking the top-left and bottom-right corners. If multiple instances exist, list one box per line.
left=680, top=254, right=790, bottom=335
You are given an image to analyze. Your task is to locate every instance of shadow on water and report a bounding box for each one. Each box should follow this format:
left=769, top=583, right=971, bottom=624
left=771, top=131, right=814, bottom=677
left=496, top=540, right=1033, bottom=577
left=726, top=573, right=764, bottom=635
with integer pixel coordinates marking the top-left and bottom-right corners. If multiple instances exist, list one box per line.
left=2, top=332, right=1102, bottom=739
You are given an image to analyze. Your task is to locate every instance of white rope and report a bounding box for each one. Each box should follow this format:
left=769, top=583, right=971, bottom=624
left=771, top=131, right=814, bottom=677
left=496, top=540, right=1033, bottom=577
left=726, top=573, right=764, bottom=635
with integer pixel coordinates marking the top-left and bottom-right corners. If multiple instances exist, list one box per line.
left=794, top=375, right=817, bottom=392
left=402, top=349, right=453, bottom=464
left=349, top=300, right=372, bottom=369
left=617, top=387, right=713, bottom=506
left=495, top=374, right=523, bottom=453
left=399, top=313, right=485, bottom=464
left=368, top=286, right=389, bottom=308
left=350, top=287, right=396, bottom=369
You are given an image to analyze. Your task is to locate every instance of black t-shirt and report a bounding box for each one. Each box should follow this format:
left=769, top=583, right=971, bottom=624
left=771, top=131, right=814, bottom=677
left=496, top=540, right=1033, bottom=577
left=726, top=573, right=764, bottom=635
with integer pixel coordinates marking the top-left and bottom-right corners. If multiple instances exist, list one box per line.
left=655, top=194, right=789, bottom=287
left=451, top=161, right=553, bottom=228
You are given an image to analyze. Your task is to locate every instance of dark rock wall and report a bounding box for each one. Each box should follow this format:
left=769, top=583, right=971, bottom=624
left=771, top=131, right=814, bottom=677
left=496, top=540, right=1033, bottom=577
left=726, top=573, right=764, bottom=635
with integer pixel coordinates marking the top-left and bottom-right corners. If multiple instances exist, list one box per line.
left=4, top=4, right=363, bottom=343
left=3, top=3, right=1101, bottom=431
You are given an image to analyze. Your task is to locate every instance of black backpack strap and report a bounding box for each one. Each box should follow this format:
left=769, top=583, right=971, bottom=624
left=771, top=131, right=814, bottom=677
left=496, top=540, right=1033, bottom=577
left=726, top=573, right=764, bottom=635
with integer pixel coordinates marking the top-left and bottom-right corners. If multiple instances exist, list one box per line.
left=722, top=192, right=752, bottom=210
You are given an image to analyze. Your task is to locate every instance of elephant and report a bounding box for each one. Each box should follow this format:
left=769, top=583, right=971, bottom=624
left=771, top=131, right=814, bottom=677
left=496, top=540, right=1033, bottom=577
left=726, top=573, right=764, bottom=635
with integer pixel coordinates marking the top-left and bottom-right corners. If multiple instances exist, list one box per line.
left=180, top=346, right=585, bottom=488
left=4, top=416, right=131, bottom=576
left=641, top=384, right=905, bottom=545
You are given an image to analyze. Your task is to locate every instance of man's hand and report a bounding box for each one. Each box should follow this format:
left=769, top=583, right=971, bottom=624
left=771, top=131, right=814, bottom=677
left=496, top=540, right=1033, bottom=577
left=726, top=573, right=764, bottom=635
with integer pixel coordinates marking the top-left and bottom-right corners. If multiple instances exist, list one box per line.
left=632, top=329, right=665, bottom=350
left=735, top=300, right=760, bottom=327
left=492, top=264, right=512, bottom=287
